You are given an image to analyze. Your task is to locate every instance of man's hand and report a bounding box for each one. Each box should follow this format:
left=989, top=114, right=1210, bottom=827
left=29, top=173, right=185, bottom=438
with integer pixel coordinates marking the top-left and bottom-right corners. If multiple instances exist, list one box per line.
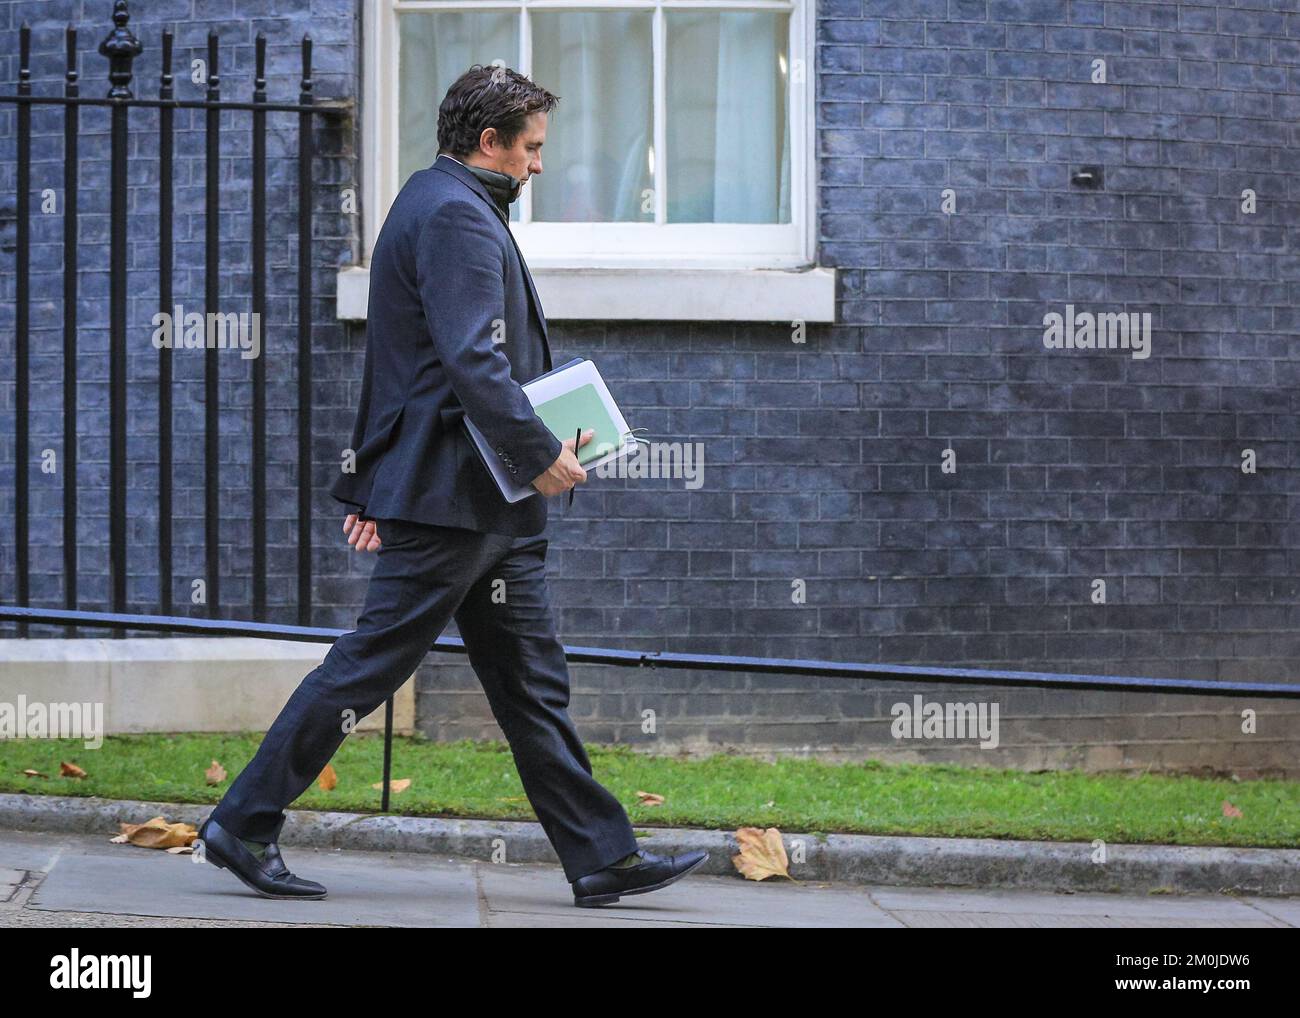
left=531, top=428, right=594, bottom=497
left=343, top=514, right=381, bottom=552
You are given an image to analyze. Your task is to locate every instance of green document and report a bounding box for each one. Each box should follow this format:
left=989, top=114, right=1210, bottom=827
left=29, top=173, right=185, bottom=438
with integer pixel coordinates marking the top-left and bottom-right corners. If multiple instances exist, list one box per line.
left=533, top=383, right=622, bottom=465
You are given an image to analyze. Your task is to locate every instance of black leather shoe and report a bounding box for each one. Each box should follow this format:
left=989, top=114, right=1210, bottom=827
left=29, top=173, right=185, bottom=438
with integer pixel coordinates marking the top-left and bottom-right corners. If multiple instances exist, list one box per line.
left=571, top=848, right=708, bottom=907
left=195, top=817, right=327, bottom=900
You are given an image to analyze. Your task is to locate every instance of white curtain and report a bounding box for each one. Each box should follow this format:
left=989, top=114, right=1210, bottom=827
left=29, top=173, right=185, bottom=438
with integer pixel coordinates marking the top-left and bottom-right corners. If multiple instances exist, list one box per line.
left=530, top=10, right=654, bottom=222
left=711, top=12, right=788, bottom=223
left=397, top=11, right=519, bottom=187
left=397, top=7, right=790, bottom=225
left=666, top=10, right=791, bottom=223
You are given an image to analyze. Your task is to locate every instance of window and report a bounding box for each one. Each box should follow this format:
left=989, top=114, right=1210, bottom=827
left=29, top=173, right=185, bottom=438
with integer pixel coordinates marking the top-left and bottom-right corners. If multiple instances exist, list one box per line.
left=349, top=0, right=834, bottom=320
left=364, top=0, right=816, bottom=269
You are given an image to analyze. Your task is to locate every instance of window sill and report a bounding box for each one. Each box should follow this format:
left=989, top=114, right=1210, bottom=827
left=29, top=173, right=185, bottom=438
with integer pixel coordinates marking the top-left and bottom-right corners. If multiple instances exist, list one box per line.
left=336, top=264, right=837, bottom=323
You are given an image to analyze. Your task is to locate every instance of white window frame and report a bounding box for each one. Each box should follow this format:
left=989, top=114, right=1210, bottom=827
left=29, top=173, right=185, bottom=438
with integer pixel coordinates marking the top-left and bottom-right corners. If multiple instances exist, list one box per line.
left=345, top=0, right=835, bottom=321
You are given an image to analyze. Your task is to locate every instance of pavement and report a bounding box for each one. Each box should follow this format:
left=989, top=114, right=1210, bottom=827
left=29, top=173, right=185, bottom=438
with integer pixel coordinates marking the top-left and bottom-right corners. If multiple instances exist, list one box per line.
left=1, top=828, right=1298, bottom=928
left=2, top=792, right=1299, bottom=900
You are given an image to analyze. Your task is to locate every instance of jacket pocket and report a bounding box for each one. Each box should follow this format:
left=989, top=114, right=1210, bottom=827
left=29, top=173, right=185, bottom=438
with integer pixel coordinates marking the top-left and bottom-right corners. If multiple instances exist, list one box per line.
left=360, top=403, right=406, bottom=459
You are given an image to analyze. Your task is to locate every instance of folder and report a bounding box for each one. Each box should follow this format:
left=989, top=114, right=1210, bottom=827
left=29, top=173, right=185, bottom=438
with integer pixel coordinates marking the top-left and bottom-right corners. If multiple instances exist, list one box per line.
left=463, top=357, right=638, bottom=503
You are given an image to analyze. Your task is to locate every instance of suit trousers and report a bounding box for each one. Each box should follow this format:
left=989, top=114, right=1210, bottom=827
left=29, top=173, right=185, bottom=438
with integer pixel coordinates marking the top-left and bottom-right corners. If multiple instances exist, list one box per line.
left=208, top=516, right=640, bottom=882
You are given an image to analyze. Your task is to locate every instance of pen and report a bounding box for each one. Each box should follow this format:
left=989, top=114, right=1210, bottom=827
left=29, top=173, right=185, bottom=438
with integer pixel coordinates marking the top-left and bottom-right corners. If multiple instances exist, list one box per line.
left=569, top=426, right=581, bottom=507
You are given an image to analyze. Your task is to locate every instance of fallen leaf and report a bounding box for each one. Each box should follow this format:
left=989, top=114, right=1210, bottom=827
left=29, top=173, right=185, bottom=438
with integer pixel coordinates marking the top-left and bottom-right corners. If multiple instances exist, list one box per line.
left=205, top=760, right=226, bottom=785
left=166, top=845, right=194, bottom=854
left=318, top=763, right=337, bottom=791
left=731, top=826, right=792, bottom=881
left=60, top=762, right=87, bottom=779
left=21, top=769, right=48, bottom=779
left=635, top=791, right=665, bottom=807
left=114, top=816, right=197, bottom=850
left=1222, top=800, right=1243, bottom=819
left=370, top=778, right=411, bottom=794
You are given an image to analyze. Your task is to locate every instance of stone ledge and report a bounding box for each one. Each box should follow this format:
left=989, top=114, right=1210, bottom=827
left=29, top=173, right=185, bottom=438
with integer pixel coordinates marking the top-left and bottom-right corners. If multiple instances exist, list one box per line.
left=337, top=264, right=838, bottom=322
left=0, top=638, right=414, bottom=735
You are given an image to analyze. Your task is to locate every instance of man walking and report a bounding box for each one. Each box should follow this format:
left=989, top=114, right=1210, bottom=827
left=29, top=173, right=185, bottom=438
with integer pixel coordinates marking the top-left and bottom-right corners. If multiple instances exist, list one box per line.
left=197, top=65, right=706, bottom=908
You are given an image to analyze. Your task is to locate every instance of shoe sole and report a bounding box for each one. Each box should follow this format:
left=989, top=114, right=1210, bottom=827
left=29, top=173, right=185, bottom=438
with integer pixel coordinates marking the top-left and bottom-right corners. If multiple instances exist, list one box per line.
left=573, top=853, right=709, bottom=908
left=199, top=838, right=328, bottom=901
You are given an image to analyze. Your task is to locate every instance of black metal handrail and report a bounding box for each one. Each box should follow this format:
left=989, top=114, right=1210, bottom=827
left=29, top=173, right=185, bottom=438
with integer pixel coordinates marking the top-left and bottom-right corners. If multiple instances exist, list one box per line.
left=5, top=606, right=1297, bottom=699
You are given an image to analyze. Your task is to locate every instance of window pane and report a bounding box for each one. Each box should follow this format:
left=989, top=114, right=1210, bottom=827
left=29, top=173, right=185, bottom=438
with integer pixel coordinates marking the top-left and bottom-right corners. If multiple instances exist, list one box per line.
left=666, top=10, right=791, bottom=224
left=530, top=10, right=653, bottom=222
left=398, top=12, right=520, bottom=197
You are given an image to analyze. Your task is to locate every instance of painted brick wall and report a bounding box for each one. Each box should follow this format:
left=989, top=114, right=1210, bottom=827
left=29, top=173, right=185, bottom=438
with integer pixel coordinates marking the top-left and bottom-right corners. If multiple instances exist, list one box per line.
left=424, top=0, right=1300, bottom=777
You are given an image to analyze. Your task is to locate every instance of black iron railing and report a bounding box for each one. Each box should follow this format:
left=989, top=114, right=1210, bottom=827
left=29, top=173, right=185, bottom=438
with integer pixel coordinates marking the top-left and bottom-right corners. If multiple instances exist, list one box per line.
left=2, top=2, right=347, bottom=633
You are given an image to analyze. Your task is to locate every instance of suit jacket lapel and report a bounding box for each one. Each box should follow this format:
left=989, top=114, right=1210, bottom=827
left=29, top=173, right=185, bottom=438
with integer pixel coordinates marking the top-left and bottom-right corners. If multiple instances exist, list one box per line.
left=504, top=230, right=552, bottom=369
left=432, top=155, right=553, bottom=371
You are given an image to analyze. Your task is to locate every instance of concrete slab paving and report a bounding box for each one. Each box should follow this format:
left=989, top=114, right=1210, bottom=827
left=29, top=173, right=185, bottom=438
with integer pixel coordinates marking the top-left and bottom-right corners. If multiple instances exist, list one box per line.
left=1241, top=897, right=1300, bottom=927
left=0, top=830, right=480, bottom=927
left=869, top=886, right=1286, bottom=928
left=880, top=910, right=1279, bottom=928
left=476, top=860, right=904, bottom=928
left=1, top=908, right=338, bottom=928
left=0, top=831, right=67, bottom=874
left=1, top=867, right=25, bottom=903
left=0, top=828, right=1295, bottom=928
left=868, top=885, right=1284, bottom=922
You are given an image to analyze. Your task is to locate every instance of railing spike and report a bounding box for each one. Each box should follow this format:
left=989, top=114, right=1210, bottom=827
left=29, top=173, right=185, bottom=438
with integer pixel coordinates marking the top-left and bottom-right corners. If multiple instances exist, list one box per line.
left=98, top=0, right=142, bottom=100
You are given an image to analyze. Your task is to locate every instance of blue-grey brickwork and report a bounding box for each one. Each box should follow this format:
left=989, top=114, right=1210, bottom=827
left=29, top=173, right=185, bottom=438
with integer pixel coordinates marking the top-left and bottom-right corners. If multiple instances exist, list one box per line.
left=2, top=1, right=1298, bottom=777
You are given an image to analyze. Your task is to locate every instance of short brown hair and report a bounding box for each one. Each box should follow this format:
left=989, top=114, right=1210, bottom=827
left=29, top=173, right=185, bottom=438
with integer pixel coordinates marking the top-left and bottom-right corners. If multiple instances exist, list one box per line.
left=437, top=64, right=559, bottom=158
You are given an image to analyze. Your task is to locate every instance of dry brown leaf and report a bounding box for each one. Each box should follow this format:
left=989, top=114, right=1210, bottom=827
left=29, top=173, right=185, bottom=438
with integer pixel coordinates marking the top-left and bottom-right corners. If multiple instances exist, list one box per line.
left=114, top=816, right=197, bottom=850
left=731, top=826, right=792, bottom=881
left=205, top=760, right=226, bottom=786
left=318, top=763, right=338, bottom=791
left=60, top=761, right=87, bottom=779
left=165, top=845, right=194, bottom=854
left=370, top=778, right=411, bottom=794
left=1222, top=800, right=1243, bottom=819
left=635, top=791, right=665, bottom=807
left=21, top=769, right=48, bottom=779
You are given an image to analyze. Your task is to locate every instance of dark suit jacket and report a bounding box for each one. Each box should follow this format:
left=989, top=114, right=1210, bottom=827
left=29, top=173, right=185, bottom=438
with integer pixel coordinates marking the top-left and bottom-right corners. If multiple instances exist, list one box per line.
left=331, top=154, right=564, bottom=538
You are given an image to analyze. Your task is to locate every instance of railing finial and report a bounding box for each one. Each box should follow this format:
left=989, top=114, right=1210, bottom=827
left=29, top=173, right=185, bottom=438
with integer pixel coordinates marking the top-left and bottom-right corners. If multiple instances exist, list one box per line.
left=18, top=22, right=30, bottom=93
left=300, top=35, right=313, bottom=97
left=254, top=32, right=267, bottom=100
left=65, top=25, right=79, bottom=86
left=98, top=0, right=143, bottom=100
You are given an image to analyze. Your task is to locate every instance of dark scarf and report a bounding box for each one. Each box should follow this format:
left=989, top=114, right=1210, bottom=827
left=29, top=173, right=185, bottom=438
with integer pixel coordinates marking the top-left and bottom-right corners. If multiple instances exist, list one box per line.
left=462, top=161, right=522, bottom=220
